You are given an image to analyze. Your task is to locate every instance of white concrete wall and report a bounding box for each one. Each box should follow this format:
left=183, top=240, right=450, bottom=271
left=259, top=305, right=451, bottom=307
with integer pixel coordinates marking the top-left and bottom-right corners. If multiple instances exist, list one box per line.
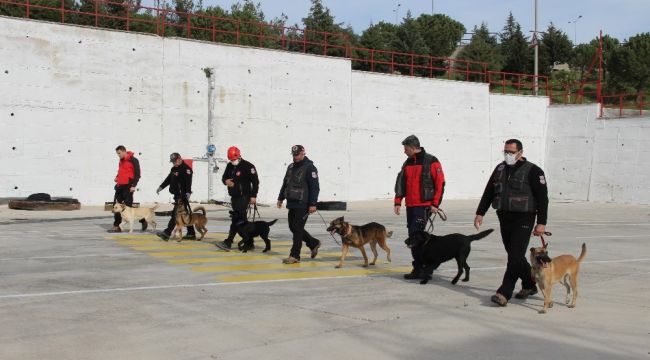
left=9, top=16, right=647, bottom=206
left=546, top=104, right=650, bottom=204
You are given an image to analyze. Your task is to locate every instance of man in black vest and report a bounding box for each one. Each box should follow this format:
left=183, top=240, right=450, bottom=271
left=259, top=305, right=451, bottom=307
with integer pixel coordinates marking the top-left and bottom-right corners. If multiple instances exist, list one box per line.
left=474, top=139, right=548, bottom=306
left=394, top=135, right=446, bottom=280
left=156, top=152, right=196, bottom=241
left=215, top=146, right=260, bottom=251
left=277, top=145, right=321, bottom=264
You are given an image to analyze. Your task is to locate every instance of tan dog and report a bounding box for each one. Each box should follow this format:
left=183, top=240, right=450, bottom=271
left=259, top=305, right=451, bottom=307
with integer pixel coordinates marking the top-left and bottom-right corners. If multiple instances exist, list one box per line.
left=326, top=216, right=392, bottom=268
left=112, top=203, right=158, bottom=233
left=172, top=203, right=208, bottom=240
left=530, top=242, right=587, bottom=314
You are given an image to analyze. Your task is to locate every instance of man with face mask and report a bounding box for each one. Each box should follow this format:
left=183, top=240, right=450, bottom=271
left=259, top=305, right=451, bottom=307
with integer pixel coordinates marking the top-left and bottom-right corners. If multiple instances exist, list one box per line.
left=474, top=139, right=549, bottom=307
left=215, top=146, right=260, bottom=251
left=277, top=145, right=321, bottom=264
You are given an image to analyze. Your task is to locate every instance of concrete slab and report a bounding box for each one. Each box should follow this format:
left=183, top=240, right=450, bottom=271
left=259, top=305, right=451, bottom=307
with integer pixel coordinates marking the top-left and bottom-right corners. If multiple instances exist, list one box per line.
left=0, top=200, right=648, bottom=359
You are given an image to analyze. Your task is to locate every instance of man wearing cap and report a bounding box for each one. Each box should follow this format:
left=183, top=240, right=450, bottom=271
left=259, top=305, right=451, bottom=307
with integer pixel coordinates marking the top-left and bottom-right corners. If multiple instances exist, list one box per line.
left=109, top=145, right=147, bottom=233
left=394, top=135, right=446, bottom=280
left=215, top=146, right=260, bottom=251
left=156, top=152, right=196, bottom=241
left=277, top=145, right=321, bottom=264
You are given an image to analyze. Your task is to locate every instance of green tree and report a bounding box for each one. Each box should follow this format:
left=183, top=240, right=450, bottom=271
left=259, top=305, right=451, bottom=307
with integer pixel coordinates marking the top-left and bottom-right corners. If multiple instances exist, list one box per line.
left=499, top=12, right=532, bottom=74
left=391, top=11, right=430, bottom=76
left=608, top=32, right=650, bottom=100
left=414, top=13, right=465, bottom=57
left=355, top=21, right=399, bottom=71
left=298, top=0, right=354, bottom=57
left=457, top=23, right=501, bottom=81
left=539, top=23, right=573, bottom=75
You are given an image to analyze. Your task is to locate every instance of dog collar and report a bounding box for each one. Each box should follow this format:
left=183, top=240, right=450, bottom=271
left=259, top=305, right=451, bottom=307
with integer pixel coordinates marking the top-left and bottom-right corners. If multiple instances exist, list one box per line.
left=344, top=224, right=353, bottom=238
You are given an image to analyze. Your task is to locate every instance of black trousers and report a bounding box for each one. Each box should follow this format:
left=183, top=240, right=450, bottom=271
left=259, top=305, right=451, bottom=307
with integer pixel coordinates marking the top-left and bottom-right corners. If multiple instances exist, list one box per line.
left=496, top=211, right=537, bottom=299
left=163, top=196, right=195, bottom=236
left=225, top=196, right=249, bottom=244
left=406, top=206, right=431, bottom=270
left=288, top=208, right=319, bottom=260
left=113, top=185, right=145, bottom=227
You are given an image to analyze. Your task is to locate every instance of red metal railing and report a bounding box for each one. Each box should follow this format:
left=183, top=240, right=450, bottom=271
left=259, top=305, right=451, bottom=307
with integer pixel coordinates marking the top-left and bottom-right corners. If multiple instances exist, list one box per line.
left=600, top=93, right=648, bottom=118
left=487, top=71, right=550, bottom=98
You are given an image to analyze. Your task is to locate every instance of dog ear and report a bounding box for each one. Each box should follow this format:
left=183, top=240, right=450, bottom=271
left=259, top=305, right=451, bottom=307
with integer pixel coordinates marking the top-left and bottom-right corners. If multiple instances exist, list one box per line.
left=543, top=242, right=549, bottom=249
left=530, top=247, right=535, bottom=252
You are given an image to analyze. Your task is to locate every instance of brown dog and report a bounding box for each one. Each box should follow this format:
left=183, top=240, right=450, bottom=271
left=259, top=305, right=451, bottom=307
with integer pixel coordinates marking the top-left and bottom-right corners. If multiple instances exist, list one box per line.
left=326, top=216, right=392, bottom=268
left=172, top=203, right=208, bottom=240
left=530, top=242, right=587, bottom=314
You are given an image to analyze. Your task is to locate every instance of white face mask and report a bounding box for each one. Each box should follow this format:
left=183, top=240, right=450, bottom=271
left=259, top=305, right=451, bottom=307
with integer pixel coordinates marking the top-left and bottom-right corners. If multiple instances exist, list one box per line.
left=230, top=159, right=240, bottom=166
left=504, top=152, right=518, bottom=165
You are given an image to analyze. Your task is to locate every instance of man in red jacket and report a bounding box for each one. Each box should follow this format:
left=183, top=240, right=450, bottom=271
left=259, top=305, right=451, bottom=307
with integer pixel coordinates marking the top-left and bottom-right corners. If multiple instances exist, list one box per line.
left=109, top=145, right=146, bottom=232
left=394, top=135, right=445, bottom=280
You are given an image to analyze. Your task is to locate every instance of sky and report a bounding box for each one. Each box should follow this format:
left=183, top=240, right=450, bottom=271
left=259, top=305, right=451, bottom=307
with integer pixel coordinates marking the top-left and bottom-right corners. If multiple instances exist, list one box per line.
left=186, top=0, right=649, bottom=45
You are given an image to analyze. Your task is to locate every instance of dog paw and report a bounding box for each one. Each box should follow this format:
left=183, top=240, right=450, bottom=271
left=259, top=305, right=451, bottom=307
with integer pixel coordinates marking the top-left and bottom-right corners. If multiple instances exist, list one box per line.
left=362, top=264, right=369, bottom=268
left=538, top=309, right=547, bottom=314
left=549, top=303, right=554, bottom=308
left=567, top=304, right=575, bottom=308
left=335, top=265, right=342, bottom=269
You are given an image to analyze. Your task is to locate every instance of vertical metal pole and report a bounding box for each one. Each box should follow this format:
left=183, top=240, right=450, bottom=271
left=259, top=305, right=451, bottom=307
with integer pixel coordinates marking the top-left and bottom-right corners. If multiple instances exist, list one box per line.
left=207, top=68, right=215, bottom=202
left=534, top=0, right=539, bottom=96
left=431, top=0, right=434, bottom=15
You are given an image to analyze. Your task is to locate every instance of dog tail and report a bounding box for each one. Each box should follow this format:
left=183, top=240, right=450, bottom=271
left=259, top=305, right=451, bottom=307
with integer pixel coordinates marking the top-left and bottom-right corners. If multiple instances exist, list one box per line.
left=577, top=243, right=587, bottom=262
left=386, top=230, right=393, bottom=238
left=468, top=228, right=494, bottom=242
left=267, top=219, right=278, bottom=226
left=193, top=206, right=206, bottom=215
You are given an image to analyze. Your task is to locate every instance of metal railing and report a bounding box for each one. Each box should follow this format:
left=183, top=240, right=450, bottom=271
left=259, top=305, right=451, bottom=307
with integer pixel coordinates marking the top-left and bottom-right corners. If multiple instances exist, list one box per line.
left=600, top=93, right=648, bottom=118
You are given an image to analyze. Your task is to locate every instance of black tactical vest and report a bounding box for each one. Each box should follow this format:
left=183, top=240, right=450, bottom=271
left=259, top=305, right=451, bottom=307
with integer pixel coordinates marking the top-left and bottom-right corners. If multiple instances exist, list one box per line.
left=283, top=163, right=308, bottom=202
left=491, top=161, right=536, bottom=213
left=395, top=153, right=435, bottom=201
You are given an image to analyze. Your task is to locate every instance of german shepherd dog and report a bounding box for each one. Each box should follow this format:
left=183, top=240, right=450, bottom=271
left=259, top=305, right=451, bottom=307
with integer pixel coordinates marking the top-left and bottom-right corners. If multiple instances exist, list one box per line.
left=326, top=216, right=392, bottom=268
left=530, top=243, right=587, bottom=314
left=172, top=203, right=208, bottom=240
left=405, top=229, right=494, bottom=285
left=229, top=210, right=277, bottom=253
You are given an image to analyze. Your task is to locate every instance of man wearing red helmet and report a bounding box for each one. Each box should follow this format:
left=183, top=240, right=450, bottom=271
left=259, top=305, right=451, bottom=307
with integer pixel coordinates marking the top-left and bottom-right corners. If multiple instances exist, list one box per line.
left=215, top=146, right=260, bottom=251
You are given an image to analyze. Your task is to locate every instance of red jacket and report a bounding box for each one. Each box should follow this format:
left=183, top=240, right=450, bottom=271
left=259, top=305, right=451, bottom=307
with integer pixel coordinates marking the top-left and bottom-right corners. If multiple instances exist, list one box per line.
left=115, top=151, right=141, bottom=186
left=394, top=150, right=445, bottom=207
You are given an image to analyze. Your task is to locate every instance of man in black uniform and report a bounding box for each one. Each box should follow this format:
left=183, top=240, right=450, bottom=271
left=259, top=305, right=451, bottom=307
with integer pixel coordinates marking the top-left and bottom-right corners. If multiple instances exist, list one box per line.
left=156, top=152, right=196, bottom=241
left=474, top=139, right=548, bottom=307
left=277, top=145, right=321, bottom=264
left=215, top=146, right=260, bottom=251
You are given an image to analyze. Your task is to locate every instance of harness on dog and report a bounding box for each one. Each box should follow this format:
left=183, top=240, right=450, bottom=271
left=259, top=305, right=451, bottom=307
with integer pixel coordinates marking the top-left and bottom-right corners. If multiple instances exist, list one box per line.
left=316, top=210, right=342, bottom=246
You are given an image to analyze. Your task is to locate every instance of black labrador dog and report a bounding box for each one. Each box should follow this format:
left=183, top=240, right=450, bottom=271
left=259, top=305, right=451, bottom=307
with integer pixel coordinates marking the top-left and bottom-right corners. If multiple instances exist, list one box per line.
left=404, top=229, right=494, bottom=285
left=229, top=210, right=277, bottom=253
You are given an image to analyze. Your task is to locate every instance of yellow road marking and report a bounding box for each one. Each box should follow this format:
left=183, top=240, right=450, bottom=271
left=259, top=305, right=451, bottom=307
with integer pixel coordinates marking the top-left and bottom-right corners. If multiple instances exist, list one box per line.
left=130, top=243, right=216, bottom=250
left=191, top=261, right=340, bottom=272
left=217, top=266, right=412, bottom=282
left=168, top=252, right=349, bottom=264
left=148, top=251, right=220, bottom=258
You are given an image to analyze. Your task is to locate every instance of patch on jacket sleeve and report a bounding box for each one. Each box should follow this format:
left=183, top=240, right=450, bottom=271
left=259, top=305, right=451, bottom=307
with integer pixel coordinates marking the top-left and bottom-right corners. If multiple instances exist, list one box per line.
left=312, top=172, right=318, bottom=179
left=539, top=175, right=546, bottom=184
left=186, top=169, right=192, bottom=175
left=251, top=168, right=256, bottom=174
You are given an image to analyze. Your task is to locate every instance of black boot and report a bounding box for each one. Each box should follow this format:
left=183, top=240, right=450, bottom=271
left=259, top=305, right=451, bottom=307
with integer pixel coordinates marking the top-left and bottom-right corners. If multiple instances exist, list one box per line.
left=403, top=269, right=422, bottom=280
left=140, top=219, right=148, bottom=232
left=156, top=231, right=170, bottom=241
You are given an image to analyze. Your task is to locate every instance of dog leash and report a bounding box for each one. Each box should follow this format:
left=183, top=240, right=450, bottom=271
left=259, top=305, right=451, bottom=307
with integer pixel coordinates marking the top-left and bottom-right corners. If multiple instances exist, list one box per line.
left=539, top=231, right=552, bottom=247
left=426, top=208, right=447, bottom=234
left=247, top=204, right=261, bottom=221
left=316, top=210, right=341, bottom=246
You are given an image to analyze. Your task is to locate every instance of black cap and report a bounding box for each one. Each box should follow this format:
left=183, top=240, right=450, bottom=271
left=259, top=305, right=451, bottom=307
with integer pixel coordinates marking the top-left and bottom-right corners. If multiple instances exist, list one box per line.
left=291, top=145, right=305, bottom=156
left=401, top=135, right=420, bottom=148
left=169, top=152, right=181, bottom=162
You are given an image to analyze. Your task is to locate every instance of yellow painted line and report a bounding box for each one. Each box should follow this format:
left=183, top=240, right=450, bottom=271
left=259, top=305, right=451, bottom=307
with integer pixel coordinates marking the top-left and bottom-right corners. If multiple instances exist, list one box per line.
left=130, top=243, right=216, bottom=251
left=148, top=251, right=221, bottom=258
left=191, top=261, right=340, bottom=272
left=217, top=266, right=412, bottom=282
left=168, top=253, right=352, bottom=264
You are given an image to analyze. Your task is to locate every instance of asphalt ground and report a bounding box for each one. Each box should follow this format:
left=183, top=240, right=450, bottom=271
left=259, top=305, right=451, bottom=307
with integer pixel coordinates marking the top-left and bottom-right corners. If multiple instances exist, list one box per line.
left=0, top=200, right=648, bottom=360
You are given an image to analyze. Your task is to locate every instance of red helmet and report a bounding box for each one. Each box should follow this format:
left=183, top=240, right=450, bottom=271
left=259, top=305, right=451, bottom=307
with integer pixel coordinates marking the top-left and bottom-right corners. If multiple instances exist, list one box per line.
left=227, top=146, right=241, bottom=161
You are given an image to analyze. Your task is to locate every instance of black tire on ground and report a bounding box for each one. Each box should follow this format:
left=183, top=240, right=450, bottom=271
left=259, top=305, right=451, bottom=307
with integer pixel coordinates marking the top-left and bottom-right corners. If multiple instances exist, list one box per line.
left=27, top=193, right=52, bottom=201
left=316, top=201, right=347, bottom=211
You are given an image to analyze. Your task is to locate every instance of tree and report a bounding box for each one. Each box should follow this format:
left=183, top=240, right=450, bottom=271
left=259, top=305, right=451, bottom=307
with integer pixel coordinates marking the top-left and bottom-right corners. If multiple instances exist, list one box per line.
left=414, top=13, right=465, bottom=58
left=608, top=32, right=650, bottom=100
left=391, top=11, right=430, bottom=75
left=298, top=0, right=355, bottom=57
left=539, top=23, right=573, bottom=75
left=499, top=12, right=532, bottom=74
left=457, top=23, right=501, bottom=80
left=355, top=21, right=399, bottom=71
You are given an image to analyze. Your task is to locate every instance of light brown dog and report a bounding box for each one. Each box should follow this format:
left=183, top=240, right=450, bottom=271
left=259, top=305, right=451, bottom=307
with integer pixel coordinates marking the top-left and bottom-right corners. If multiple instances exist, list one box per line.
left=112, top=203, right=158, bottom=233
left=326, top=216, right=392, bottom=268
left=172, top=203, right=208, bottom=240
left=530, top=242, right=587, bottom=314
